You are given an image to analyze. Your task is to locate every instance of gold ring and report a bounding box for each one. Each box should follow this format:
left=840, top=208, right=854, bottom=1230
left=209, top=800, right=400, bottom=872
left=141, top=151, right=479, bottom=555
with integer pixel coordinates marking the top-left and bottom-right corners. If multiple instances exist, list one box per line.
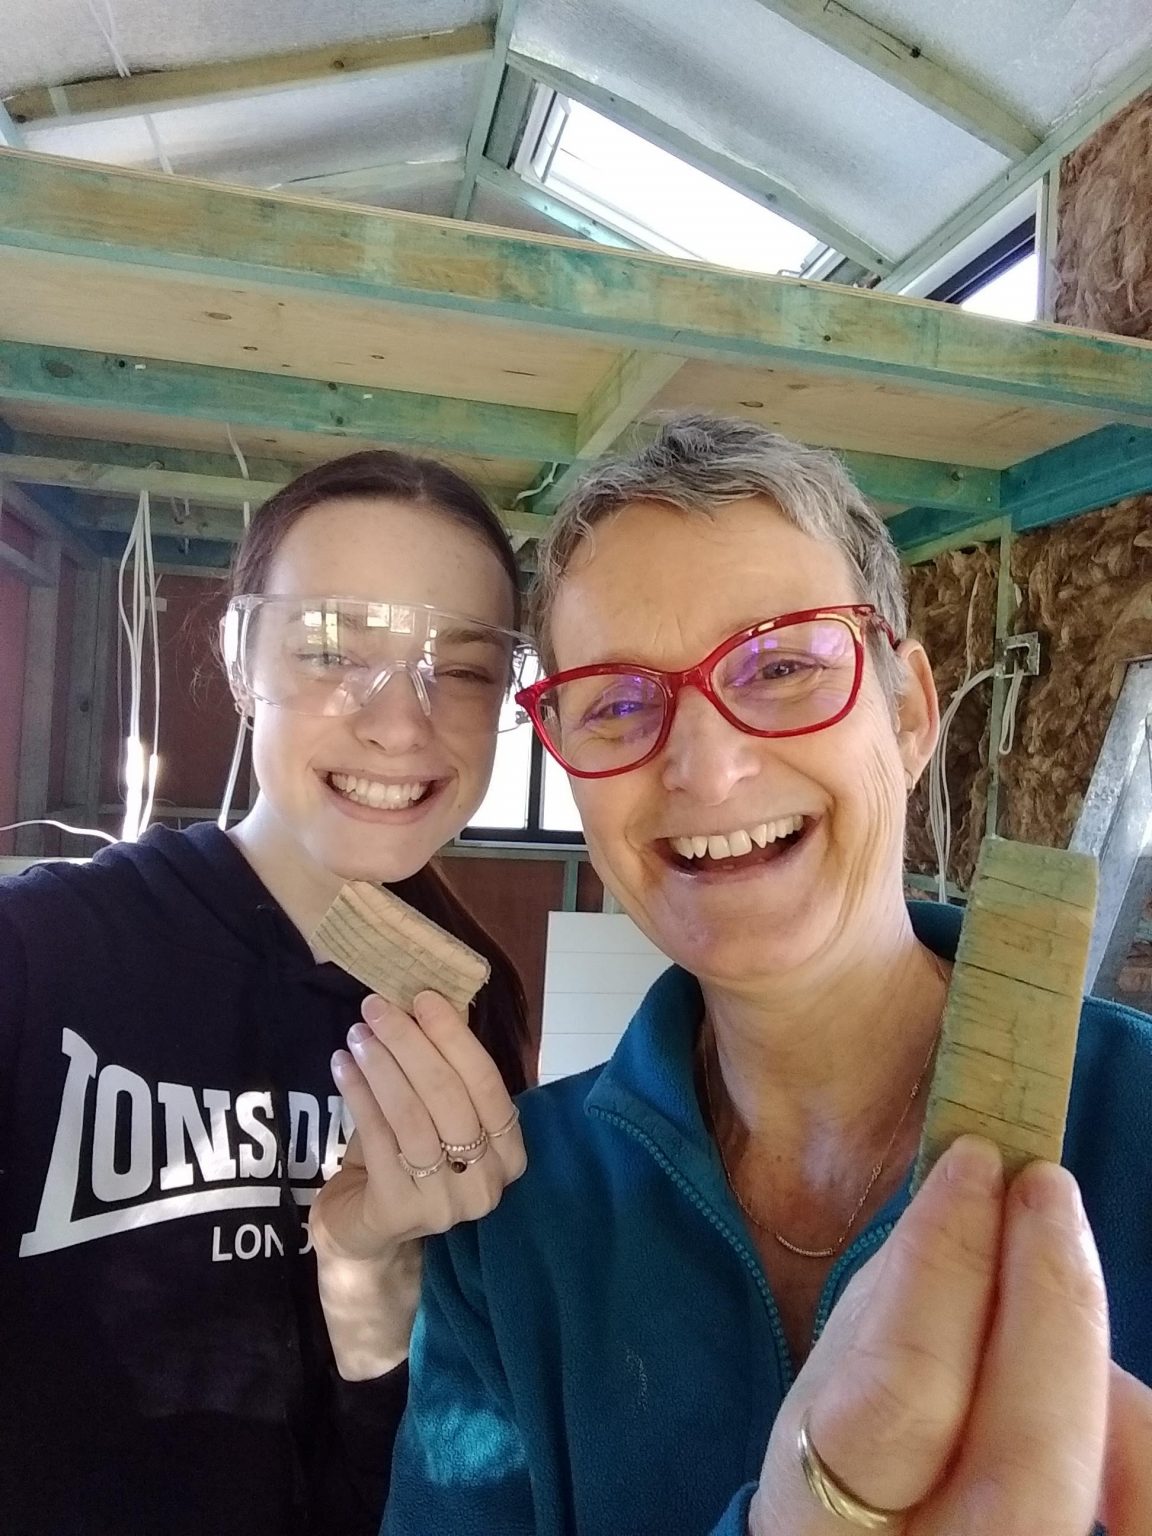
left=440, top=1133, right=488, bottom=1155
left=488, top=1106, right=521, bottom=1139
left=397, top=1149, right=445, bottom=1181
left=798, top=1413, right=904, bottom=1530
left=448, top=1143, right=490, bottom=1173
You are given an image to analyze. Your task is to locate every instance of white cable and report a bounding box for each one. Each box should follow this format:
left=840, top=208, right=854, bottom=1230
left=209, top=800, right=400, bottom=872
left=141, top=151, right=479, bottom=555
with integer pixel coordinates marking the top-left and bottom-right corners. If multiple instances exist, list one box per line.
left=218, top=425, right=254, bottom=828
left=80, top=0, right=174, bottom=174
left=927, top=666, right=994, bottom=903
left=116, top=490, right=162, bottom=842
left=998, top=664, right=1026, bottom=756
left=513, top=462, right=560, bottom=503
left=0, top=820, right=117, bottom=845
left=225, top=423, right=252, bottom=529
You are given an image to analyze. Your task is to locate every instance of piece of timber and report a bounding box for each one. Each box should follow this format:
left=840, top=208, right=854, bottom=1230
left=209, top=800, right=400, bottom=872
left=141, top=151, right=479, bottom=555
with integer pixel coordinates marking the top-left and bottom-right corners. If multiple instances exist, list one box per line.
left=912, top=837, right=1098, bottom=1189
left=312, top=882, right=490, bottom=1015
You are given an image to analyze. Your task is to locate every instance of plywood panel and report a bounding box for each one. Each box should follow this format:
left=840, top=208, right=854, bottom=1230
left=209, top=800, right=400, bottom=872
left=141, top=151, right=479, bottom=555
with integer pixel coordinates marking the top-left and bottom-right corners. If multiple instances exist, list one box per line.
left=0, top=247, right=616, bottom=414
left=653, top=360, right=1124, bottom=469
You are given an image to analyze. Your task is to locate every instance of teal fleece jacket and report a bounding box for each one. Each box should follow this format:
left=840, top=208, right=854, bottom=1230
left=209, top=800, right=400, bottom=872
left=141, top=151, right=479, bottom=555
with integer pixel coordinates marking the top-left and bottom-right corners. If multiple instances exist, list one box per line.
left=383, top=903, right=1152, bottom=1536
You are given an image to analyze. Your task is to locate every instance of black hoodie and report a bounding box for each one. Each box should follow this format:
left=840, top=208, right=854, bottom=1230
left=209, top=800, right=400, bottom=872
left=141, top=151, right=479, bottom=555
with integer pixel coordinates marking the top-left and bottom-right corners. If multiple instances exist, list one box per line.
left=0, top=823, right=409, bottom=1536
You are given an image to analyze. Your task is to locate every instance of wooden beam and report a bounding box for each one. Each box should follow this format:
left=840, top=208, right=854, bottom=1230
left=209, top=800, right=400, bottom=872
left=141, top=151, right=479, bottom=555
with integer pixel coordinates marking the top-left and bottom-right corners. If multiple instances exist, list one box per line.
left=748, top=0, right=1039, bottom=161
left=475, top=160, right=644, bottom=248
left=79, top=492, right=554, bottom=546
left=510, top=52, right=891, bottom=272
left=0, top=340, right=578, bottom=463
left=1037, top=169, right=1060, bottom=322
left=0, top=474, right=96, bottom=566
left=880, top=50, right=1152, bottom=290
left=4, top=23, right=494, bottom=124
left=892, top=425, right=1152, bottom=558
left=998, top=425, right=1152, bottom=532
left=455, top=0, right=523, bottom=219
left=5, top=151, right=1152, bottom=424
left=534, top=351, right=685, bottom=511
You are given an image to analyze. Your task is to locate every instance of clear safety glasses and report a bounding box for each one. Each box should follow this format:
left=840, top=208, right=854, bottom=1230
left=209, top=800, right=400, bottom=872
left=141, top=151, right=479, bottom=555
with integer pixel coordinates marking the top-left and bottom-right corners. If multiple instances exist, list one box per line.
left=222, top=595, right=533, bottom=734
left=516, top=605, right=899, bottom=777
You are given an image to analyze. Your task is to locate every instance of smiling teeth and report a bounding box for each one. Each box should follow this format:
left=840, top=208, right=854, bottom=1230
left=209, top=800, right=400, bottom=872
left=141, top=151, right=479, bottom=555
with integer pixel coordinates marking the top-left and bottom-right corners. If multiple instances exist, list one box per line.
left=330, top=774, right=429, bottom=810
left=671, top=814, right=805, bottom=862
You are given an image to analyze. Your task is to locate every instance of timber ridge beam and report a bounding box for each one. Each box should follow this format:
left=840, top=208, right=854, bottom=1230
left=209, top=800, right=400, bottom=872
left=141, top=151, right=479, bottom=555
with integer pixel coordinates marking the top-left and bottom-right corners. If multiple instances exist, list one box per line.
left=2, top=23, right=494, bottom=124
left=5, top=150, right=1152, bottom=419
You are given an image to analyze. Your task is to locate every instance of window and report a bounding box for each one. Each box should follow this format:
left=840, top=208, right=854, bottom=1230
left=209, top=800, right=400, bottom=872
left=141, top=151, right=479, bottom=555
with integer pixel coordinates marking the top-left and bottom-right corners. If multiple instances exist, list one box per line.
left=463, top=661, right=584, bottom=845
left=929, top=217, right=1038, bottom=322
left=519, top=96, right=826, bottom=276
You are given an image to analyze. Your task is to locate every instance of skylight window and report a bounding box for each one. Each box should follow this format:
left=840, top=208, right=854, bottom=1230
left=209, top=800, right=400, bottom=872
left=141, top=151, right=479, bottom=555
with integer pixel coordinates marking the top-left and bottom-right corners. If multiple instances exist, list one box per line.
left=960, top=253, right=1039, bottom=322
left=522, top=97, right=826, bottom=276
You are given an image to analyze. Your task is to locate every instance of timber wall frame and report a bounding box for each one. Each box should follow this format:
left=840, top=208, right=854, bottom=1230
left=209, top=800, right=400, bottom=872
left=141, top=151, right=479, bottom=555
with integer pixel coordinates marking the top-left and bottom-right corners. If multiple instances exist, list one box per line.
left=1, top=148, right=1152, bottom=570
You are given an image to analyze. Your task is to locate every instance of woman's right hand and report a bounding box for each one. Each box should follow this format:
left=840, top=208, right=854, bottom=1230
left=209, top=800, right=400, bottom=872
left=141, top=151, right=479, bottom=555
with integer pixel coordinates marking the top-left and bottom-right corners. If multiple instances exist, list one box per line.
left=749, top=1136, right=1149, bottom=1535
left=312, top=989, right=528, bottom=1264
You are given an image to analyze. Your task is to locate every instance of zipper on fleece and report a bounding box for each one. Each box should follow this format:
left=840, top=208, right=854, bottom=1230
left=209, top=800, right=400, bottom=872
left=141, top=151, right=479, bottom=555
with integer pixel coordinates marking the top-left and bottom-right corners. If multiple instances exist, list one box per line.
left=587, top=1102, right=797, bottom=1392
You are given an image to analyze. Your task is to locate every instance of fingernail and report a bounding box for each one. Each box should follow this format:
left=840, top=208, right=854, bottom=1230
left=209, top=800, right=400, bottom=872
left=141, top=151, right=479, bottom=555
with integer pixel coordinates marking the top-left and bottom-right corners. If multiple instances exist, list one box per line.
left=347, top=1021, right=373, bottom=1048
left=331, top=1049, right=355, bottom=1079
left=361, top=995, right=388, bottom=1024
left=1018, top=1162, right=1085, bottom=1228
left=944, top=1136, right=1003, bottom=1193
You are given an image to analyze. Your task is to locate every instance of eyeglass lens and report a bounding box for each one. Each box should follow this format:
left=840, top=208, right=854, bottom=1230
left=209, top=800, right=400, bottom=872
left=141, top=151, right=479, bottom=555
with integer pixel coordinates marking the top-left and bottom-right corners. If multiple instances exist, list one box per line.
left=537, top=617, right=860, bottom=773
left=240, top=600, right=524, bottom=729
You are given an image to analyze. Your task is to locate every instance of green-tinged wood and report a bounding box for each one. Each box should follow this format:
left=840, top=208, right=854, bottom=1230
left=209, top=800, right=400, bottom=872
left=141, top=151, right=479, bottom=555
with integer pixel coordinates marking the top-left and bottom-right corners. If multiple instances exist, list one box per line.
left=748, top=0, right=1039, bottom=160
left=881, top=51, right=1152, bottom=290
left=5, top=23, right=494, bottom=123
left=0, top=450, right=283, bottom=511
left=913, top=837, right=1098, bottom=1189
left=0, top=341, right=577, bottom=463
left=454, top=0, right=523, bottom=220
left=510, top=52, right=890, bottom=271
left=893, top=426, right=1152, bottom=558
left=534, top=351, right=684, bottom=512
left=5, top=150, right=1152, bottom=418
left=80, top=493, right=553, bottom=545
left=999, top=425, right=1152, bottom=531
left=476, top=161, right=643, bottom=249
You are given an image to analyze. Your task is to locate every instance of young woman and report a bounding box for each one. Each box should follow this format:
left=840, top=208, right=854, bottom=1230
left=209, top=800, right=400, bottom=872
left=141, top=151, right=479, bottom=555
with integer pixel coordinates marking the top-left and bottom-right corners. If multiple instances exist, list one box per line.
left=0, top=451, right=534, bottom=1536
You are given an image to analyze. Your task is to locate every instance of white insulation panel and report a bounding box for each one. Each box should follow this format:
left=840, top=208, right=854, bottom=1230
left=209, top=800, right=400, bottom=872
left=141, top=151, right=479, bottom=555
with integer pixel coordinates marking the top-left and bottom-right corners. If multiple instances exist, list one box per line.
left=22, top=54, right=486, bottom=188
left=517, top=0, right=1011, bottom=258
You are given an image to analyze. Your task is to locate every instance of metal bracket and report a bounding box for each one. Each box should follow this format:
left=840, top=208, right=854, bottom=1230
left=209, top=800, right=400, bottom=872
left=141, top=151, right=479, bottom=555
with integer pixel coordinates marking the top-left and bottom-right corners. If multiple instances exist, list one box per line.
left=996, top=631, right=1041, bottom=676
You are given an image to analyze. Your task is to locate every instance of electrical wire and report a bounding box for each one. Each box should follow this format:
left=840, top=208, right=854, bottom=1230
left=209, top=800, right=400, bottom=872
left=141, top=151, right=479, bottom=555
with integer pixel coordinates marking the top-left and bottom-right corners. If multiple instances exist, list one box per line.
left=0, top=820, right=117, bottom=846
left=117, top=490, right=163, bottom=842
left=218, top=426, right=253, bottom=829
left=79, top=0, right=174, bottom=174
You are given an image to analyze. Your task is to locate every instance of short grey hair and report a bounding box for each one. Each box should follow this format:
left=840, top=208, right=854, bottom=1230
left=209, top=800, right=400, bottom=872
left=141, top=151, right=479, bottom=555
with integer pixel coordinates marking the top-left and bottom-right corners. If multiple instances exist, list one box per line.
left=529, top=413, right=908, bottom=697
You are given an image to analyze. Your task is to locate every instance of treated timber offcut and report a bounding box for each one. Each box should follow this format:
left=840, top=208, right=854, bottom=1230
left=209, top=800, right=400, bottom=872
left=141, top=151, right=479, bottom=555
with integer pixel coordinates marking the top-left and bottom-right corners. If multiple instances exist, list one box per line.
left=913, top=838, right=1098, bottom=1187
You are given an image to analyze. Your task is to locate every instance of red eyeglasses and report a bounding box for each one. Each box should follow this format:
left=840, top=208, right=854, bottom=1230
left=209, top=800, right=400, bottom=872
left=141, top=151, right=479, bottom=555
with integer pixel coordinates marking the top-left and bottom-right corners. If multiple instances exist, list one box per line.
left=516, top=605, right=898, bottom=779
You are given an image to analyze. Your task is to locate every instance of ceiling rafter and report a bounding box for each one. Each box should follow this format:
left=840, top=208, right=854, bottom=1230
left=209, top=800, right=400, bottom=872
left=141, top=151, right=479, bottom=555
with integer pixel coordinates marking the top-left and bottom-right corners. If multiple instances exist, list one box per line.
left=454, top=0, right=524, bottom=220
left=2, top=22, right=493, bottom=124
left=475, top=159, right=644, bottom=248
left=509, top=51, right=892, bottom=272
left=749, top=0, right=1040, bottom=161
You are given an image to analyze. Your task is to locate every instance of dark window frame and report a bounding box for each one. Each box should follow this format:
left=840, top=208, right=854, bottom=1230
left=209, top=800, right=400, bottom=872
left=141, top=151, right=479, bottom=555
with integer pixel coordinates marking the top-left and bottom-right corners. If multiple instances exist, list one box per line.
left=460, top=730, right=586, bottom=847
left=928, top=217, right=1036, bottom=307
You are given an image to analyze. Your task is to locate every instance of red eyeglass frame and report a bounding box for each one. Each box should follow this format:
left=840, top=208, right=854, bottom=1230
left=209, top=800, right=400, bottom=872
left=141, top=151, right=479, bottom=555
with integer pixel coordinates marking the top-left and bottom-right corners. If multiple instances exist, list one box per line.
left=516, top=604, right=899, bottom=779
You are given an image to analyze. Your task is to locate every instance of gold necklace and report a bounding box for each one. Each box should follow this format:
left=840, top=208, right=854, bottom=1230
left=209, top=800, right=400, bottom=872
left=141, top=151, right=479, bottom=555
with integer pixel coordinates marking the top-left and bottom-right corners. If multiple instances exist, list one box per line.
left=702, top=953, right=946, bottom=1261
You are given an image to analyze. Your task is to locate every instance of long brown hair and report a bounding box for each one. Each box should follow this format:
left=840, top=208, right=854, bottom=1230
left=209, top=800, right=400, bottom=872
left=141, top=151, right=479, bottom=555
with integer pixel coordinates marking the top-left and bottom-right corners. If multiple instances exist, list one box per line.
left=230, top=449, right=533, bottom=1094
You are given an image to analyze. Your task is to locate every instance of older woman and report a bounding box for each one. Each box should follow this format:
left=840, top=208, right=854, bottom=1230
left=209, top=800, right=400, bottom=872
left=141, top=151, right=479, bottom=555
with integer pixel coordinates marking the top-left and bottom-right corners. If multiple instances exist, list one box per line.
left=382, top=416, right=1152, bottom=1535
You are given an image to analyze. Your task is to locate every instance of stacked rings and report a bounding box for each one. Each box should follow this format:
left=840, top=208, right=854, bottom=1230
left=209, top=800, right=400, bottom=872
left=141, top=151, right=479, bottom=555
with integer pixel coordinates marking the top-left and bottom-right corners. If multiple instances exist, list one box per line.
left=441, top=1132, right=489, bottom=1173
